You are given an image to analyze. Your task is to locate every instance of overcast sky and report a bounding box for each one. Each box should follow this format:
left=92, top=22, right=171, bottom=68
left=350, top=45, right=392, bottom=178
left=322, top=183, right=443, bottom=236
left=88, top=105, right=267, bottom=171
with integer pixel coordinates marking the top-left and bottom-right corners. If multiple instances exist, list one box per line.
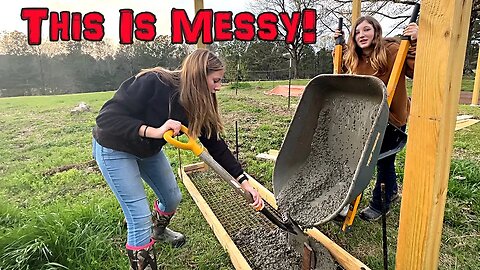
left=1, top=0, right=251, bottom=40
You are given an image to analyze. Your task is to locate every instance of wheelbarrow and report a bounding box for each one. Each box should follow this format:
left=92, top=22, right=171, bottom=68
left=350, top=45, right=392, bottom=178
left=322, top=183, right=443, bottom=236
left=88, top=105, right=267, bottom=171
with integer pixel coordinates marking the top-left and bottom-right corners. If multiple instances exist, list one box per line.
left=273, top=74, right=389, bottom=226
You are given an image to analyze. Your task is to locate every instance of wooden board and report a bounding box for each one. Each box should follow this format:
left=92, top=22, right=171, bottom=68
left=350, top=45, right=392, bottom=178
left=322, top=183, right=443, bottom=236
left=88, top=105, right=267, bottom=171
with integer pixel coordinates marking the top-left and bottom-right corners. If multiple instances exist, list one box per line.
left=455, top=119, right=480, bottom=131
left=472, top=46, right=480, bottom=105
left=255, top=149, right=279, bottom=161
left=180, top=166, right=252, bottom=270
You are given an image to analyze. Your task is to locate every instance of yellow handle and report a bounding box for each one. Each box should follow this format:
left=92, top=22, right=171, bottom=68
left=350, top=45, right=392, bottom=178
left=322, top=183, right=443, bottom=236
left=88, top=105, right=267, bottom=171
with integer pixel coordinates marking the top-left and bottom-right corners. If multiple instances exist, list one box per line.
left=163, top=125, right=204, bottom=156
left=333, top=44, right=343, bottom=74
left=386, top=39, right=410, bottom=106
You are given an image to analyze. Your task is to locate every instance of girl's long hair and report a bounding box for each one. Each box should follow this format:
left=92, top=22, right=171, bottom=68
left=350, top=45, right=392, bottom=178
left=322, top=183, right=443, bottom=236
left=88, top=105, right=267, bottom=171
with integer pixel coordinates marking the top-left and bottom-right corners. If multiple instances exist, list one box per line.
left=344, top=16, right=389, bottom=75
left=136, top=49, right=224, bottom=139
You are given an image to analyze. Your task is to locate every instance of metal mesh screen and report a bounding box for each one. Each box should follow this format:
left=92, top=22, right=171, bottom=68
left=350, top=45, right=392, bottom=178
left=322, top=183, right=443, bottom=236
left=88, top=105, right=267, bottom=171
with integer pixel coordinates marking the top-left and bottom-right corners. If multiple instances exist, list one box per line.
left=188, top=169, right=277, bottom=265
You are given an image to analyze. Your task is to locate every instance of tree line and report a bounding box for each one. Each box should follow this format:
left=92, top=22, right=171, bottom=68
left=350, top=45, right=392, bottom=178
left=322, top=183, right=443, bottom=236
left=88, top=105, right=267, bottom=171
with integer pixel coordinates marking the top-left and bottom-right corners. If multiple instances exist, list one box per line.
left=0, top=31, right=333, bottom=97
left=1, top=0, right=478, bottom=97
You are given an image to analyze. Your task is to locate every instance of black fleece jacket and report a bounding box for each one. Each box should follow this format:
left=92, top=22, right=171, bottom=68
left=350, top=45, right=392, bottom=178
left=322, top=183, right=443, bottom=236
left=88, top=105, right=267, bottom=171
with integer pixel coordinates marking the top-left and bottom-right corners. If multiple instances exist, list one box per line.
left=93, top=72, right=243, bottom=178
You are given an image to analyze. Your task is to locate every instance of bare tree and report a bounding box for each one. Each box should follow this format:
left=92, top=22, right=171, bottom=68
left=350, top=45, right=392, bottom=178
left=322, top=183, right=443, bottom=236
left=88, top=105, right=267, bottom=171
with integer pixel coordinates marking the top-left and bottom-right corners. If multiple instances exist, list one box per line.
left=145, top=35, right=189, bottom=68
left=248, top=0, right=325, bottom=78
left=82, top=39, right=117, bottom=61
left=318, top=0, right=416, bottom=38
left=0, top=31, right=35, bottom=55
left=247, top=0, right=419, bottom=77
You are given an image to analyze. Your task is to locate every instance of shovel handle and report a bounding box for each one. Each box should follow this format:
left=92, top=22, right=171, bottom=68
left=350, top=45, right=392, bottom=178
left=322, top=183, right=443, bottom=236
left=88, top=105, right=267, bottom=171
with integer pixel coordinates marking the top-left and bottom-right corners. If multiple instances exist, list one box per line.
left=409, top=3, right=420, bottom=24
left=333, top=17, right=344, bottom=74
left=386, top=3, right=420, bottom=105
left=163, top=125, right=203, bottom=156
left=402, top=3, right=420, bottom=40
left=164, top=125, right=260, bottom=210
left=335, top=17, right=344, bottom=45
left=165, top=127, right=300, bottom=234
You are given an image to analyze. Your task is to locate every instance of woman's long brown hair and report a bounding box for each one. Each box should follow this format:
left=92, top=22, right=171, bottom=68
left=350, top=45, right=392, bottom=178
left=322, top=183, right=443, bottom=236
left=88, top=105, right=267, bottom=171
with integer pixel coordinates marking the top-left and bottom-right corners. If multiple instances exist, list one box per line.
left=344, top=16, right=389, bottom=75
left=136, top=49, right=224, bottom=139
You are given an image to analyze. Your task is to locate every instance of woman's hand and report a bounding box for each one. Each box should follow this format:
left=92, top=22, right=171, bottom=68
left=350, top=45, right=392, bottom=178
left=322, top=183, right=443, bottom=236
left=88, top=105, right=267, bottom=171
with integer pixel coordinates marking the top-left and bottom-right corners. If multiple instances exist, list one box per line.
left=156, top=119, right=182, bottom=138
left=240, top=180, right=264, bottom=211
left=333, top=29, right=344, bottom=40
left=403, top=22, right=419, bottom=41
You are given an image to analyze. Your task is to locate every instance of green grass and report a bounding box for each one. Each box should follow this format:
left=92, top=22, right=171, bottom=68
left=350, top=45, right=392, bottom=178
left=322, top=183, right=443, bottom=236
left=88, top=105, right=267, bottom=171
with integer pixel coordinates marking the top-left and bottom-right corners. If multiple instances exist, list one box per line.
left=0, top=79, right=479, bottom=269
left=406, top=76, right=475, bottom=95
left=460, top=77, right=475, bottom=92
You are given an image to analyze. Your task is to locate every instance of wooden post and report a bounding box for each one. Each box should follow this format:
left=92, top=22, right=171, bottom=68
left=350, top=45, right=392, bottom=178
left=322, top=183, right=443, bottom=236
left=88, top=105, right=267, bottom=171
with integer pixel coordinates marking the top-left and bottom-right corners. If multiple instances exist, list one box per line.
left=472, top=46, right=480, bottom=105
left=352, top=0, right=361, bottom=24
left=194, top=0, right=206, bottom=49
left=396, top=1, right=473, bottom=269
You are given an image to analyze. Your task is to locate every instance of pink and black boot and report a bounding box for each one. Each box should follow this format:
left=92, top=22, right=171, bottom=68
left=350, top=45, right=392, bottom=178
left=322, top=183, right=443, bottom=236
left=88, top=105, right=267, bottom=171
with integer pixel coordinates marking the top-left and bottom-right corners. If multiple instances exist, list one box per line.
left=126, top=240, right=157, bottom=270
left=151, top=200, right=186, bottom=248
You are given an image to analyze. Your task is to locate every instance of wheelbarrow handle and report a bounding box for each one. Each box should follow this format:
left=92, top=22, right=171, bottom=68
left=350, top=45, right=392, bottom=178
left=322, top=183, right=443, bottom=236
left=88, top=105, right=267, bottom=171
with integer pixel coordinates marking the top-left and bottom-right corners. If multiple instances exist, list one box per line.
left=163, top=125, right=204, bottom=156
left=402, top=3, right=420, bottom=40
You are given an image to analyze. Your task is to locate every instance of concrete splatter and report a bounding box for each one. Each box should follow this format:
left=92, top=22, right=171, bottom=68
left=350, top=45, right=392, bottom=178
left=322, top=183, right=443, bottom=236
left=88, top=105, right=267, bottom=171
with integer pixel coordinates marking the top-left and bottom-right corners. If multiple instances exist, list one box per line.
left=232, top=226, right=337, bottom=270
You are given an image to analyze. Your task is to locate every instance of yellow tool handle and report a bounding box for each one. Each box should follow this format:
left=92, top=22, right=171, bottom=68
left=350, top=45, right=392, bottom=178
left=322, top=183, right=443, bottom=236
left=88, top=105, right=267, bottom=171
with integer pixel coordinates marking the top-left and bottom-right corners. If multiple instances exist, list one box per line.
left=333, top=17, right=344, bottom=74
left=163, top=124, right=261, bottom=212
left=333, top=45, right=343, bottom=74
left=386, top=3, right=420, bottom=106
left=163, top=125, right=204, bottom=156
left=386, top=40, right=410, bottom=106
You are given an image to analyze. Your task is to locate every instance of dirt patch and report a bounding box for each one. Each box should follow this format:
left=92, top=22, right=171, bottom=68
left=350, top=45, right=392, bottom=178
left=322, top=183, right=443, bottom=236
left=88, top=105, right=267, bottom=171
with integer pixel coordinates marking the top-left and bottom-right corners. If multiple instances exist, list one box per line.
left=232, top=226, right=336, bottom=270
left=43, top=160, right=99, bottom=176
left=459, top=91, right=479, bottom=105
left=452, top=148, right=480, bottom=163
left=265, top=85, right=305, bottom=97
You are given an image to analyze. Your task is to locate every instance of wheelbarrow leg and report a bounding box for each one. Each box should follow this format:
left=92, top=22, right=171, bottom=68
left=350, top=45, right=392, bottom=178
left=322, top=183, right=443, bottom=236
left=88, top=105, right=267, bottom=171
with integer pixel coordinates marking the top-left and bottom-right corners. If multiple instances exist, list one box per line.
left=342, top=194, right=362, bottom=231
left=302, top=242, right=316, bottom=270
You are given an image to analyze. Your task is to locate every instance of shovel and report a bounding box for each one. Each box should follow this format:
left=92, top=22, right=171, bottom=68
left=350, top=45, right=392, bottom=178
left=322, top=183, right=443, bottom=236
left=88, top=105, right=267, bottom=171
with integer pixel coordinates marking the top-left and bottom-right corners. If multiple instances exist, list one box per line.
left=163, top=125, right=310, bottom=248
left=333, top=17, right=344, bottom=74
left=380, top=3, right=420, bottom=159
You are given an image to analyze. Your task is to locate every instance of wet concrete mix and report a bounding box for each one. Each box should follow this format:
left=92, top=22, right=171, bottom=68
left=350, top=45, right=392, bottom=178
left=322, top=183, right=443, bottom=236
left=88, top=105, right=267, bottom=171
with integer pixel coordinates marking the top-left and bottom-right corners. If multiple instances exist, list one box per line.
left=232, top=226, right=337, bottom=270
left=190, top=169, right=338, bottom=269
left=277, top=94, right=379, bottom=226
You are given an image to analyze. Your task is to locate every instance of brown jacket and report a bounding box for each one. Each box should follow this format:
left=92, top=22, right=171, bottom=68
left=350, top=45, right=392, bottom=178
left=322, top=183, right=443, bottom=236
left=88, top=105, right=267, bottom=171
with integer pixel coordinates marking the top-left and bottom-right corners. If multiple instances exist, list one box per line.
left=340, top=38, right=416, bottom=127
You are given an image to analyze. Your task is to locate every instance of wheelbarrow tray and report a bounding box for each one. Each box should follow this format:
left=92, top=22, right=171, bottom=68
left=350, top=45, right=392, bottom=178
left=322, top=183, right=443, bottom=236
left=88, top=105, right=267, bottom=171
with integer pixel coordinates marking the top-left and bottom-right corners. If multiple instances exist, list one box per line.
left=273, top=74, right=389, bottom=226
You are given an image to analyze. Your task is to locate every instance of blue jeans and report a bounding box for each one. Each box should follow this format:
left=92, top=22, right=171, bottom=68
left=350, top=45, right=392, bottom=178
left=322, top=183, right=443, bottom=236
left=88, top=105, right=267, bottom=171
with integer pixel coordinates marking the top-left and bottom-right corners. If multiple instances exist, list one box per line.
left=369, top=124, right=406, bottom=211
left=370, top=153, right=398, bottom=211
left=92, top=138, right=182, bottom=248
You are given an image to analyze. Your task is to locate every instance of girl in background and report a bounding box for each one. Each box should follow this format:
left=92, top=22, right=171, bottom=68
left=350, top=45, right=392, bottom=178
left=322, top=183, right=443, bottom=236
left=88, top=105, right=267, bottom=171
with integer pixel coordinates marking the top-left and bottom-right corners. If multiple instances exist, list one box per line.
left=334, top=16, right=418, bottom=221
